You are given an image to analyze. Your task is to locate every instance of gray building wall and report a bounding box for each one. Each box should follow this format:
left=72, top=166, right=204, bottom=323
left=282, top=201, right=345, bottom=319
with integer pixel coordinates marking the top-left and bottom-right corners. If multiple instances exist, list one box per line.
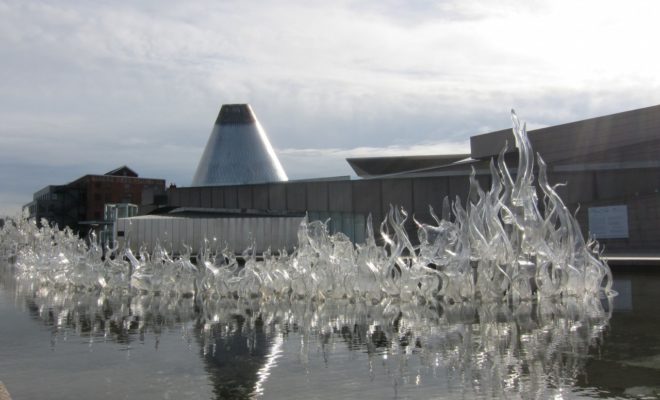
left=165, top=105, right=660, bottom=251
left=471, top=104, right=660, bottom=163
left=166, top=165, right=660, bottom=251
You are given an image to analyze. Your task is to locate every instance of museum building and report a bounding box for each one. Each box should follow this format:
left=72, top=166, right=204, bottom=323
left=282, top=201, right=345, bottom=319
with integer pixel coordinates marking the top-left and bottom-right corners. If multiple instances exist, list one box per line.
left=165, top=104, right=660, bottom=252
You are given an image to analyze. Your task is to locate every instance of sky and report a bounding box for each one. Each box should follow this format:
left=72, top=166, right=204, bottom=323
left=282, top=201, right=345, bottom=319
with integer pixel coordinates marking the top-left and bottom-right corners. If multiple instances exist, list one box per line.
left=2, top=0, right=660, bottom=216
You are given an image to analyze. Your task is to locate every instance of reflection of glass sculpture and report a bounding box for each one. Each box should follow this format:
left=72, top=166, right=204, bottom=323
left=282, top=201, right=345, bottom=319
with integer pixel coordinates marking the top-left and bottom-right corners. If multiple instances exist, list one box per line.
left=0, top=263, right=613, bottom=399
left=0, top=111, right=618, bottom=399
left=0, top=111, right=613, bottom=304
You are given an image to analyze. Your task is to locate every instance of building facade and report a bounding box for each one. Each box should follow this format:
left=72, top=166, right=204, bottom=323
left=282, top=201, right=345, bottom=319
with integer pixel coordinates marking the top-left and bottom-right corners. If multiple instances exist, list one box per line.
left=164, top=105, right=660, bottom=253
left=24, top=166, right=165, bottom=234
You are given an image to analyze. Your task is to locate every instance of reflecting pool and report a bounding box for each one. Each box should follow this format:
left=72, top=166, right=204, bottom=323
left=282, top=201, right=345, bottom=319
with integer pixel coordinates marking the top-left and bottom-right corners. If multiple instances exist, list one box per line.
left=0, top=111, right=650, bottom=399
left=1, top=264, right=658, bottom=399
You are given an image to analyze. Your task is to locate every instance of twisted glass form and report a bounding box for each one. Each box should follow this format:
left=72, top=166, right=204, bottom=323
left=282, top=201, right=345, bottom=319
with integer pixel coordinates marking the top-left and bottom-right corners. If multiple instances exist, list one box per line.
left=0, top=263, right=613, bottom=399
left=0, top=111, right=614, bottom=305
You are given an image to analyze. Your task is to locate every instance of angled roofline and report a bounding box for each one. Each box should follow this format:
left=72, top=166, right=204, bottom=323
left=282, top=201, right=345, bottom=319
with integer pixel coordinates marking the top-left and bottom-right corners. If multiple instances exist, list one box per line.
left=346, top=154, right=470, bottom=178
left=104, top=165, right=138, bottom=177
left=348, top=103, right=660, bottom=178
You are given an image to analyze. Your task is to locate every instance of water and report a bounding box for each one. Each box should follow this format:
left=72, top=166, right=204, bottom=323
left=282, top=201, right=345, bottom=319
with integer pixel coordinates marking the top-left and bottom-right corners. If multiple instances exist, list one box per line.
left=0, top=110, right=637, bottom=399
left=0, top=266, right=658, bottom=399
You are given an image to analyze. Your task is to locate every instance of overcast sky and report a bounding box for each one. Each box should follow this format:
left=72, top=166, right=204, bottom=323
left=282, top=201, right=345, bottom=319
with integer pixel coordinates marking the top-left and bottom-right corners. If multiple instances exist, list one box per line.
left=2, top=0, right=660, bottom=215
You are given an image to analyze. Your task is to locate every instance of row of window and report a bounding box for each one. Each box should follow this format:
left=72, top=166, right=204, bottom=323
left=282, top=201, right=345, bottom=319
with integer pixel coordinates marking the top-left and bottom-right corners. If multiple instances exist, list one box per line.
left=36, top=193, right=58, bottom=201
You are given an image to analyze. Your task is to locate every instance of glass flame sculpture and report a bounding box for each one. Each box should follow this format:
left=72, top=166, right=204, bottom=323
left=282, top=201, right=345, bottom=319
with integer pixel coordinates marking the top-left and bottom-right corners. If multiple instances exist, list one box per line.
left=0, top=111, right=619, bottom=399
left=0, top=111, right=614, bottom=305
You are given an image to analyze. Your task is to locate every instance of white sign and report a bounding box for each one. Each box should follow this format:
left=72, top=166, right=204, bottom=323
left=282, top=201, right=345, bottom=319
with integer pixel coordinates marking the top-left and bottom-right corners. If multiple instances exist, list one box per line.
left=588, top=205, right=629, bottom=239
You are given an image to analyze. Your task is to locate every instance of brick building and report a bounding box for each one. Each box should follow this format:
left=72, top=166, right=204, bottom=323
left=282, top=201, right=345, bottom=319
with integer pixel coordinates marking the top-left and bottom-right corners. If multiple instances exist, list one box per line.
left=24, top=166, right=165, bottom=234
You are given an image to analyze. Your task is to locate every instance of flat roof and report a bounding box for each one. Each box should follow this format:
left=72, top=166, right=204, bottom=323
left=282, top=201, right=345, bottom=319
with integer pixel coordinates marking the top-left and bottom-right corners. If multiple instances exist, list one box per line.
left=347, top=154, right=470, bottom=178
left=348, top=104, right=660, bottom=178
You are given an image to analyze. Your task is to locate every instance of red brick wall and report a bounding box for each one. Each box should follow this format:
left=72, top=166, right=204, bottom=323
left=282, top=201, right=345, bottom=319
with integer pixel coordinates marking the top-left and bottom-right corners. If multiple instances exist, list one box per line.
left=74, top=175, right=164, bottom=221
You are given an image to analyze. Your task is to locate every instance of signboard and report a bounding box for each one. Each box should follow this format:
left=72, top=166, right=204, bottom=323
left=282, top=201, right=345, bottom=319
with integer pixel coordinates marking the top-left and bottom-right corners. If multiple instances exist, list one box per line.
left=588, top=205, right=629, bottom=239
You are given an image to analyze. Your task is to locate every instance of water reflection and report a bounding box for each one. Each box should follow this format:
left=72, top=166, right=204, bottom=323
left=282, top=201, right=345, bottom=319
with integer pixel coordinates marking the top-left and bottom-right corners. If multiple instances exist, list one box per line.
left=198, top=314, right=273, bottom=399
left=579, top=272, right=660, bottom=399
left=0, top=262, right=621, bottom=399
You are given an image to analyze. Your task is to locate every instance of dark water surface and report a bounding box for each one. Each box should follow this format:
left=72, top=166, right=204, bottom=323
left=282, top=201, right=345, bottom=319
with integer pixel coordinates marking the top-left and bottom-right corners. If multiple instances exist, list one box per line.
left=0, top=265, right=659, bottom=399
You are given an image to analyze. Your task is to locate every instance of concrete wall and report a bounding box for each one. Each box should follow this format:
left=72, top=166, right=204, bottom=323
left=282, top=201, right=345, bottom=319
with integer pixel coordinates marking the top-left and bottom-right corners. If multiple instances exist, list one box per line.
left=237, top=186, right=253, bottom=209
left=286, top=183, right=307, bottom=211
left=166, top=173, right=497, bottom=244
left=167, top=164, right=660, bottom=251
left=413, top=178, right=449, bottom=220
left=268, top=184, right=286, bottom=210
left=224, top=187, right=238, bottom=209
left=471, top=104, right=660, bottom=162
left=307, top=182, right=329, bottom=211
left=547, top=168, right=660, bottom=251
left=570, top=194, right=660, bottom=251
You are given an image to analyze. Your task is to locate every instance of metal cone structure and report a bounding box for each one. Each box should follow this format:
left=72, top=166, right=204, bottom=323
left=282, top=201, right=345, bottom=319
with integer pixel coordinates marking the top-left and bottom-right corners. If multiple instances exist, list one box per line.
left=191, top=104, right=288, bottom=186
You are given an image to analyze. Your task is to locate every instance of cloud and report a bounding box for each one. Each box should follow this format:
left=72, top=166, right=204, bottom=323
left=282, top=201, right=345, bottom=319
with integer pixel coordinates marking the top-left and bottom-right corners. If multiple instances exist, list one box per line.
left=1, top=0, right=660, bottom=215
left=277, top=139, right=469, bottom=180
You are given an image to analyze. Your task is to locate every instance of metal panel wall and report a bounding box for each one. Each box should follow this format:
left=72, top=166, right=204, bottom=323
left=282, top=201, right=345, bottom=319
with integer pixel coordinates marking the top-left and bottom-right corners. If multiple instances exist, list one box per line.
left=116, top=216, right=303, bottom=255
left=268, top=184, right=286, bottom=210
left=237, top=186, right=253, bottom=209
left=253, top=186, right=269, bottom=210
